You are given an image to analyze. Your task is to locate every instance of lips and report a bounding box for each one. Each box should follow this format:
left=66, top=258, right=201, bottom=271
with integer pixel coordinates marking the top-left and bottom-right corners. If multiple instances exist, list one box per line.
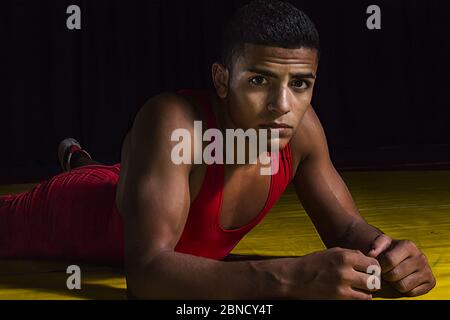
left=259, top=122, right=292, bottom=129
left=258, top=123, right=292, bottom=137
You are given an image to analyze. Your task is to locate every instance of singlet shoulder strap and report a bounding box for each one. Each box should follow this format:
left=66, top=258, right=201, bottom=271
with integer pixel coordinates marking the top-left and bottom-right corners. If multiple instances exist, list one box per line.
left=283, top=143, right=294, bottom=182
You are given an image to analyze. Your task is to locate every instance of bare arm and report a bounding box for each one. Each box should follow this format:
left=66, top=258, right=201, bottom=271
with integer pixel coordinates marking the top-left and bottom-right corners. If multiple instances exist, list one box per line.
left=291, top=105, right=436, bottom=297
left=292, top=105, right=383, bottom=253
left=223, top=254, right=295, bottom=261
left=118, top=95, right=380, bottom=300
left=118, top=93, right=291, bottom=299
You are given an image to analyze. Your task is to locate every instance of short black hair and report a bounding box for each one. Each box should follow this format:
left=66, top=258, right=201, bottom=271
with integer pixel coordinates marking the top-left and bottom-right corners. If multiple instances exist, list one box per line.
left=220, top=0, right=320, bottom=69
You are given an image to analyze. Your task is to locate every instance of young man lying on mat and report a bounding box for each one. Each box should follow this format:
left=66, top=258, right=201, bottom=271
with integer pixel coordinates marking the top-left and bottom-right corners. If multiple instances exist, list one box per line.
left=0, top=0, right=435, bottom=299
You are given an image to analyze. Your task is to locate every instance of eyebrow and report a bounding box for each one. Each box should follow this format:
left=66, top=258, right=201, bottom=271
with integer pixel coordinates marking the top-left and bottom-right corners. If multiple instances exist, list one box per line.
left=245, top=67, right=316, bottom=79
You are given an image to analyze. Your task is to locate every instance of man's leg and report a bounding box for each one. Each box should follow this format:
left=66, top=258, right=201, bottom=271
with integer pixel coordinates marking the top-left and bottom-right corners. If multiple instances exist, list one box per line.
left=0, top=166, right=124, bottom=265
left=1, top=139, right=124, bottom=265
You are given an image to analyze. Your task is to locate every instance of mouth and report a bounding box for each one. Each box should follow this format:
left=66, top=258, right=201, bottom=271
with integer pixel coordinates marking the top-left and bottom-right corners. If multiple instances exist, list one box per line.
left=258, top=122, right=293, bottom=138
left=259, top=122, right=293, bottom=129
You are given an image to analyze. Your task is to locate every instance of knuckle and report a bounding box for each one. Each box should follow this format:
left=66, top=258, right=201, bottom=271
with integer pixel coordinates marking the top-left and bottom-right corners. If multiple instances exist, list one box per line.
left=405, top=240, right=416, bottom=250
left=384, top=251, right=395, bottom=266
left=396, top=279, right=409, bottom=293
left=370, top=258, right=381, bottom=268
left=342, top=253, right=350, bottom=264
left=334, top=252, right=346, bottom=265
left=423, top=283, right=434, bottom=295
left=406, top=289, right=418, bottom=297
left=385, top=269, right=398, bottom=281
left=430, top=274, right=437, bottom=288
left=329, top=247, right=342, bottom=256
left=336, top=267, right=349, bottom=282
left=335, top=286, right=347, bottom=299
left=339, top=252, right=352, bottom=265
left=419, top=253, right=428, bottom=264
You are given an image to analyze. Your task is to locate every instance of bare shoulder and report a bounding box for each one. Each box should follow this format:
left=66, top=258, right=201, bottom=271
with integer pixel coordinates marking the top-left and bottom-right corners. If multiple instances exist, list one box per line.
left=133, top=91, right=199, bottom=130
left=117, top=92, right=198, bottom=213
left=126, top=91, right=203, bottom=158
left=289, top=105, right=331, bottom=170
left=120, top=91, right=199, bottom=167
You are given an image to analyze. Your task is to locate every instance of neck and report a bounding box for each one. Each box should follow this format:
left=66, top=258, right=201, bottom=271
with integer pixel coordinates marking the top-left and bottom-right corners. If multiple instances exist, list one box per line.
left=209, top=92, right=232, bottom=132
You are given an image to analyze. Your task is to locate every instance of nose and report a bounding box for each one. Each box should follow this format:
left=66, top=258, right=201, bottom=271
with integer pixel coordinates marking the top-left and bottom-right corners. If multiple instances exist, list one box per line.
left=267, top=87, right=290, bottom=116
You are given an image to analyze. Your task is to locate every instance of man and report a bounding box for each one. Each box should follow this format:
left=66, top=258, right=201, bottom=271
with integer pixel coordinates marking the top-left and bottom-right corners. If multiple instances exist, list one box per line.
left=114, top=0, right=435, bottom=299
left=0, top=0, right=435, bottom=299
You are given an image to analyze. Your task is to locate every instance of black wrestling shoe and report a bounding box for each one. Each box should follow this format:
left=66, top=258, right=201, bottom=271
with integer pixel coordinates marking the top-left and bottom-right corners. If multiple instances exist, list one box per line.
left=57, top=138, right=92, bottom=172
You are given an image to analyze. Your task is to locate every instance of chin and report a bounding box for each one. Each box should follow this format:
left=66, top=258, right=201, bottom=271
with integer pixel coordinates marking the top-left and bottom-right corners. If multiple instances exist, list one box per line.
left=265, top=137, right=290, bottom=153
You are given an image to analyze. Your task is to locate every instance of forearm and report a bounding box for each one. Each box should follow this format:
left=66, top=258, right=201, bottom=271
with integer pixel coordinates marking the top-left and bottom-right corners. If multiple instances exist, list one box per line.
left=126, top=251, right=294, bottom=299
left=338, top=218, right=384, bottom=254
left=223, top=254, right=296, bottom=261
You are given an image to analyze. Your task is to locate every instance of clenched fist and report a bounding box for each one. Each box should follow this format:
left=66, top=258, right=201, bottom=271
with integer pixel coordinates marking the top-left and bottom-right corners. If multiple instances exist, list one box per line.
left=368, top=234, right=436, bottom=297
left=286, top=247, right=381, bottom=299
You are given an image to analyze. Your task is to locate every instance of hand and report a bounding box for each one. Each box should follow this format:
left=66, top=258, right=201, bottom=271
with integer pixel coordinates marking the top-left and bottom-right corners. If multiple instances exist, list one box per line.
left=368, top=234, right=436, bottom=296
left=290, top=247, right=381, bottom=300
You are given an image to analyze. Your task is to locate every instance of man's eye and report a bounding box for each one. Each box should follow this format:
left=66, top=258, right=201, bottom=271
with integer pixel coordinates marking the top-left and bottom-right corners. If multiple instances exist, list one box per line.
left=249, top=76, right=267, bottom=86
left=292, top=80, right=308, bottom=89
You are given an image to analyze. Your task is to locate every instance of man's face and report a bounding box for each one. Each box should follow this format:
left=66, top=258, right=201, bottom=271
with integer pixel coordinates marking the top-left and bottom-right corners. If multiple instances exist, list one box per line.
left=224, top=44, right=318, bottom=149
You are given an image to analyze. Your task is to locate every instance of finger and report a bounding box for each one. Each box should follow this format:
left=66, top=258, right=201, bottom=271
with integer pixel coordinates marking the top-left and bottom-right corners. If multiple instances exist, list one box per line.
left=390, top=271, right=425, bottom=294
left=382, top=256, right=420, bottom=282
left=350, top=251, right=380, bottom=274
left=347, top=288, right=373, bottom=300
left=379, top=240, right=415, bottom=273
left=349, top=269, right=381, bottom=292
left=406, top=281, right=436, bottom=297
left=367, top=234, right=392, bottom=258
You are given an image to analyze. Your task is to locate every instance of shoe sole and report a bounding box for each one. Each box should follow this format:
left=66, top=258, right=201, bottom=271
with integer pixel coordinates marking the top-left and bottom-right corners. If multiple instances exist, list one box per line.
left=58, top=138, right=82, bottom=172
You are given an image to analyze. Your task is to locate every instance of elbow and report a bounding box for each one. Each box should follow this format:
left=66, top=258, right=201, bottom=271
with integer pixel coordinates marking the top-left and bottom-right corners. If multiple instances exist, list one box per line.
left=125, top=267, right=156, bottom=300
left=124, top=249, right=173, bottom=300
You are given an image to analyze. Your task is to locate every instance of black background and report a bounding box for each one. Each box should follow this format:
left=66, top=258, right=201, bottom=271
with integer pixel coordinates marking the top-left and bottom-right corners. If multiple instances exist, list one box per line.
left=2, top=0, right=450, bottom=183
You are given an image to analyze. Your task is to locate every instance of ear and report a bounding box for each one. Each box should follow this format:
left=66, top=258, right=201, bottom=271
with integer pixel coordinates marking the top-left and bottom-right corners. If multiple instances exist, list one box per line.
left=211, top=62, right=229, bottom=99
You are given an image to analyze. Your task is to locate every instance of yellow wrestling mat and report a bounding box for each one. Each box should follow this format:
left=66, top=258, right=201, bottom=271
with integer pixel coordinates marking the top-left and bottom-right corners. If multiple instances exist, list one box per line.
left=1, top=171, right=449, bottom=299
